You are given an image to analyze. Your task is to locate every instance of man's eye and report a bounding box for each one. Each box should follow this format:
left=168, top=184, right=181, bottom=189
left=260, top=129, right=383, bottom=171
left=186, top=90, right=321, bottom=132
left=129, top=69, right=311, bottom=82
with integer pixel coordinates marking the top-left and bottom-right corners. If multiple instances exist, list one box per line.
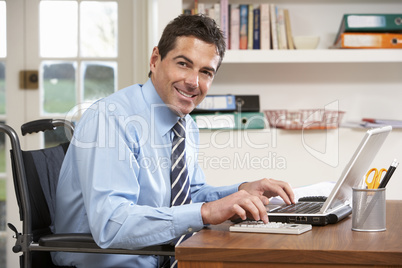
left=202, top=70, right=213, bottom=78
left=178, top=62, right=187, bottom=67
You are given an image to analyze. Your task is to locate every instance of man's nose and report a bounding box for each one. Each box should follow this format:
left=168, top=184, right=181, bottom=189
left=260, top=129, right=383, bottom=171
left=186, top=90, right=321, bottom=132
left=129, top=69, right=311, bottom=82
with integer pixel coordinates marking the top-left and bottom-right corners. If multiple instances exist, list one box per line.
left=185, top=71, right=199, bottom=89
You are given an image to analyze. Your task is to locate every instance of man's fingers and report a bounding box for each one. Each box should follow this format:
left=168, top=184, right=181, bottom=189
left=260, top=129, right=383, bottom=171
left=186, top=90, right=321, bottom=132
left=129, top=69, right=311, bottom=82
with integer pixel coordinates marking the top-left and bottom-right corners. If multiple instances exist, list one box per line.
left=263, top=178, right=295, bottom=204
left=259, top=195, right=270, bottom=205
left=238, top=194, right=269, bottom=223
left=232, top=204, right=247, bottom=220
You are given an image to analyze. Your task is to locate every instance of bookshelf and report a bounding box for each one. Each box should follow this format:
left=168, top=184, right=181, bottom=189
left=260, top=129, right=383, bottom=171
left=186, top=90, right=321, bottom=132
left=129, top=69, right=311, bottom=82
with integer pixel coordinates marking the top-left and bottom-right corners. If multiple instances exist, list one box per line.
left=152, top=0, right=402, bottom=201
left=156, top=0, right=402, bottom=64
left=224, top=49, right=402, bottom=63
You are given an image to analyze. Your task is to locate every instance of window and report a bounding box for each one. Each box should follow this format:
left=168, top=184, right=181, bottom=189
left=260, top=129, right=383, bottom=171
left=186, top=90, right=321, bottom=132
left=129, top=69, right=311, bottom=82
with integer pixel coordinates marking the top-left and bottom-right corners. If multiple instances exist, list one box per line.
left=39, top=1, right=118, bottom=120
left=39, top=1, right=119, bottom=146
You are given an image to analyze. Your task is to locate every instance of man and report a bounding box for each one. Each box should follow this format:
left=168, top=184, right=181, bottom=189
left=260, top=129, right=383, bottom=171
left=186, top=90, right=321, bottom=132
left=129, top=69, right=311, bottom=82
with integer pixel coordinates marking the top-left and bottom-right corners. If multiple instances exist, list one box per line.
left=53, top=14, right=295, bottom=268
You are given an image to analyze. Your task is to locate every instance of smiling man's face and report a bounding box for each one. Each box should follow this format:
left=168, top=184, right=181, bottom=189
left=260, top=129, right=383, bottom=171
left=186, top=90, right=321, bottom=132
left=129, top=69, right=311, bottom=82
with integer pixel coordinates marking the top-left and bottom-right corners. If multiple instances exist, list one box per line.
left=149, top=36, right=220, bottom=116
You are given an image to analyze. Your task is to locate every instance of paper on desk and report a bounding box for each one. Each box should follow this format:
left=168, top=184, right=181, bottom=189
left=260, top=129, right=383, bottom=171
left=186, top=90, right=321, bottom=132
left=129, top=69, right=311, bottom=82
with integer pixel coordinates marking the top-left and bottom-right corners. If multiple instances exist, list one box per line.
left=269, top=181, right=336, bottom=205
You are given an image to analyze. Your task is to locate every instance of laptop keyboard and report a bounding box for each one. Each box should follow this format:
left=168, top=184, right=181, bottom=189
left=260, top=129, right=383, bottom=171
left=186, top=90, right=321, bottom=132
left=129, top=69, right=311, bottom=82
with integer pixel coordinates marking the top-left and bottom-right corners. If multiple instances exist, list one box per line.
left=273, top=202, right=324, bottom=214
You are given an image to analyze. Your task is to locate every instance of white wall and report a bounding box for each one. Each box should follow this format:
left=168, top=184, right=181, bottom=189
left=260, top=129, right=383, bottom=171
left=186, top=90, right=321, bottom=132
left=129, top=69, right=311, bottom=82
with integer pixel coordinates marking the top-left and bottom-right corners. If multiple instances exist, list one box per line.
left=153, top=0, right=402, bottom=200
left=198, top=63, right=402, bottom=200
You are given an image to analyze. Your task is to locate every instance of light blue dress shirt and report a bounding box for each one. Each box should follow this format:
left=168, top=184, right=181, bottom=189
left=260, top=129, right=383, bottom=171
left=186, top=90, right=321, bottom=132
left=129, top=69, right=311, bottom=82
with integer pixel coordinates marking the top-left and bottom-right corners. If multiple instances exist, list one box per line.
left=52, top=79, right=240, bottom=267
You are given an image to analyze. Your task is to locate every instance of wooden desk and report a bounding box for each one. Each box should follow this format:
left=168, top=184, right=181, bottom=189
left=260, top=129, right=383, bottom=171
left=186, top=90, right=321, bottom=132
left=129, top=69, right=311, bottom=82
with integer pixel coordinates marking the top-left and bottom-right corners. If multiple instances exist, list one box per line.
left=176, top=200, right=402, bottom=268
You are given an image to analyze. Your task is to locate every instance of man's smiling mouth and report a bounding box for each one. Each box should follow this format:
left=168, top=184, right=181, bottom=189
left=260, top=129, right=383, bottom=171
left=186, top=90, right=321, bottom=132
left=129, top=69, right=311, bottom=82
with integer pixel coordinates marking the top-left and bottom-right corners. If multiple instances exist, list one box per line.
left=177, top=88, right=195, bottom=98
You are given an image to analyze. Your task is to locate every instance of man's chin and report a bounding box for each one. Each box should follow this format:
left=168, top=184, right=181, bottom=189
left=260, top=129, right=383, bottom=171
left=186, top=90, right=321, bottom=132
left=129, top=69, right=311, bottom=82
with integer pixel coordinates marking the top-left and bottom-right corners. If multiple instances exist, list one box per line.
left=168, top=106, right=194, bottom=117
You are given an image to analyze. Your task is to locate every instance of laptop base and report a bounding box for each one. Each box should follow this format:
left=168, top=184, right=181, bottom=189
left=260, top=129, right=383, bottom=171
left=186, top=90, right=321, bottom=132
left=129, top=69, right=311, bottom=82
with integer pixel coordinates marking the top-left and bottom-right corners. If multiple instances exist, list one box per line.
left=269, top=205, right=352, bottom=226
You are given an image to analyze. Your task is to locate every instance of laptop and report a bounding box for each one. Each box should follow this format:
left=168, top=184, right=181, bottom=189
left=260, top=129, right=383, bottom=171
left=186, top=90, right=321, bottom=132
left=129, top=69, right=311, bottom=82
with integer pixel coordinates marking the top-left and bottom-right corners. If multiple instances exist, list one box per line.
left=268, top=126, right=392, bottom=226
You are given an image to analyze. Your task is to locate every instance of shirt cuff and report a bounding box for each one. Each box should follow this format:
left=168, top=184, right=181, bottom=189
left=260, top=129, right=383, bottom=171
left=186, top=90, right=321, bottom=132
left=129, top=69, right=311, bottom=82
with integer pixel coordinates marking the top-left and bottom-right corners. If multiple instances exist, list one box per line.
left=172, top=202, right=204, bottom=236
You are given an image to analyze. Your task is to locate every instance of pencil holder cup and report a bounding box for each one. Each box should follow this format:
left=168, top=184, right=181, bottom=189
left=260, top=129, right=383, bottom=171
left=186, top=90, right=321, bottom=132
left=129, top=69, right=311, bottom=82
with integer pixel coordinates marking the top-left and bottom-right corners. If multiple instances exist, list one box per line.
left=352, top=188, right=386, bottom=232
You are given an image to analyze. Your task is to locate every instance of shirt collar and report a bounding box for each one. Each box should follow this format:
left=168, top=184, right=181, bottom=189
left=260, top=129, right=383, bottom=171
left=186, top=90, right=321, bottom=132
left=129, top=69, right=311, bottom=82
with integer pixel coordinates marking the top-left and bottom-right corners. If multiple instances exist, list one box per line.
left=142, top=79, right=186, bottom=137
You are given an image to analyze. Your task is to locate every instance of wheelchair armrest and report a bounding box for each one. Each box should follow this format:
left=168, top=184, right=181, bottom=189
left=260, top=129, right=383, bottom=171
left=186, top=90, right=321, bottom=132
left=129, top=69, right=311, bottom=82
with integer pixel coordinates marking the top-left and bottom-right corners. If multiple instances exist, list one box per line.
left=39, top=233, right=100, bottom=249
left=38, top=233, right=175, bottom=256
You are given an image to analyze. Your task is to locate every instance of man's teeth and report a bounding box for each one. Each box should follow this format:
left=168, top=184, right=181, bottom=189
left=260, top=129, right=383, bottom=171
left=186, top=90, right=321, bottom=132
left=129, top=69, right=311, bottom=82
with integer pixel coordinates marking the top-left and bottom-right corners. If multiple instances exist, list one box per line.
left=178, top=89, right=193, bottom=98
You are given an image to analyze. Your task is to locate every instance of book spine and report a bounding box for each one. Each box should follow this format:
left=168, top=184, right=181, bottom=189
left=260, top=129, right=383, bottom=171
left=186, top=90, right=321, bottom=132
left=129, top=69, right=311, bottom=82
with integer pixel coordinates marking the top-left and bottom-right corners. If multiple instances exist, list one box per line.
left=334, top=14, right=402, bottom=45
left=220, top=0, right=229, bottom=49
left=192, top=112, right=265, bottom=130
left=197, top=3, right=205, bottom=15
left=228, top=4, right=231, bottom=49
left=284, top=9, right=294, bottom=50
left=230, top=5, right=240, bottom=50
left=270, top=4, right=278, bottom=50
left=206, top=6, right=215, bottom=22
left=253, top=7, right=261, bottom=49
left=260, top=3, right=271, bottom=50
left=277, top=8, right=288, bottom=49
left=214, top=3, right=220, bottom=28
left=345, top=14, right=402, bottom=32
left=183, top=9, right=192, bottom=15
left=339, top=32, right=402, bottom=48
left=239, top=4, right=248, bottom=50
left=248, top=4, right=254, bottom=50
left=194, top=0, right=198, bottom=14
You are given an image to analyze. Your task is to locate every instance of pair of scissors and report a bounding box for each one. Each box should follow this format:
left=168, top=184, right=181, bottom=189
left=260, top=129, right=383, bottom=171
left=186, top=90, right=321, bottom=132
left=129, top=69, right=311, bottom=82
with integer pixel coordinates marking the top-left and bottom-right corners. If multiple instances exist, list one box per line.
left=365, top=168, right=387, bottom=189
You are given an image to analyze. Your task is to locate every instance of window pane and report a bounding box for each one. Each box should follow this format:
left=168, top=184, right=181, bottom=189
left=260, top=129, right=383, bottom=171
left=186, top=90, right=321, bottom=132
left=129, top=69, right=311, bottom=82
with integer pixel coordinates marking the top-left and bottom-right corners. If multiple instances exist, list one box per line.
left=0, top=62, right=4, bottom=115
left=80, top=1, right=117, bottom=57
left=0, top=1, right=6, bottom=57
left=40, top=1, right=78, bottom=57
left=82, top=61, right=116, bottom=102
left=42, top=61, right=76, bottom=114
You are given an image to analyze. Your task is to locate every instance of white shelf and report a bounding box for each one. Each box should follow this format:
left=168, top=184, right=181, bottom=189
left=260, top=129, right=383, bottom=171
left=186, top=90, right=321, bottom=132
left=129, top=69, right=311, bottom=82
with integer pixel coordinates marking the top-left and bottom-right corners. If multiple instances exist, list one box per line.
left=223, top=49, right=402, bottom=63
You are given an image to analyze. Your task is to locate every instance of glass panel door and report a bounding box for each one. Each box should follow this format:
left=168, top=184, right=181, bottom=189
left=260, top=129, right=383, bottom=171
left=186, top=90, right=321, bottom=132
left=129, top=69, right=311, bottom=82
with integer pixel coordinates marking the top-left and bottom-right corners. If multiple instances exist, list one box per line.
left=39, top=0, right=119, bottom=122
left=4, top=1, right=136, bottom=267
left=22, top=0, right=133, bottom=148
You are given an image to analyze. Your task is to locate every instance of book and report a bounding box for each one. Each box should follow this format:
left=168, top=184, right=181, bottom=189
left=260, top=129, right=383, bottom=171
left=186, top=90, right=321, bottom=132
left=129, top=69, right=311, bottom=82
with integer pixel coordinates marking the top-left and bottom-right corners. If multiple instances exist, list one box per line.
left=248, top=4, right=254, bottom=50
left=206, top=6, right=215, bottom=21
left=230, top=5, right=240, bottom=50
left=284, top=9, right=295, bottom=50
left=277, top=8, right=288, bottom=49
left=214, top=3, right=220, bottom=27
left=192, top=95, right=260, bottom=114
left=270, top=4, right=278, bottom=50
left=235, top=95, right=260, bottom=112
left=220, top=0, right=229, bottom=49
left=253, top=7, right=261, bottom=49
left=192, top=95, right=236, bottom=114
left=260, top=4, right=271, bottom=50
left=333, top=32, right=402, bottom=49
left=228, top=4, right=231, bottom=49
left=197, top=2, right=205, bottom=15
left=334, top=14, right=402, bottom=44
left=194, top=0, right=198, bottom=14
left=191, top=112, right=266, bottom=130
left=239, top=4, right=248, bottom=49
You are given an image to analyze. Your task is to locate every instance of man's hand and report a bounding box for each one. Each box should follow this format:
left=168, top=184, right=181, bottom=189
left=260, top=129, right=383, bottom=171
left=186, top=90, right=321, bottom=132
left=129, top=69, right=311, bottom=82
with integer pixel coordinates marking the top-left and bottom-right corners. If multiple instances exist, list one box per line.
left=201, top=190, right=269, bottom=225
left=239, top=178, right=295, bottom=205
left=200, top=178, right=295, bottom=226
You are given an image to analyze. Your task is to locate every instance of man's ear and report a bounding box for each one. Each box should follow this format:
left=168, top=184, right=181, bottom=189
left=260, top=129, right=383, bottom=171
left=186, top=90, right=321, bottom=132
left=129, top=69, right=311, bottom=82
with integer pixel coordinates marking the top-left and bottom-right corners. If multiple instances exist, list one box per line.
left=149, top=46, right=160, bottom=74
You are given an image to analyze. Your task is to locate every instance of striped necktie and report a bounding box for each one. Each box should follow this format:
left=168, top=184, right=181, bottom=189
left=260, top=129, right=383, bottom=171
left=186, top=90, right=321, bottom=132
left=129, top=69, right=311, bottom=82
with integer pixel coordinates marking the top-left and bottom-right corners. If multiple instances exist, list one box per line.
left=170, top=118, right=191, bottom=206
left=169, top=118, right=192, bottom=268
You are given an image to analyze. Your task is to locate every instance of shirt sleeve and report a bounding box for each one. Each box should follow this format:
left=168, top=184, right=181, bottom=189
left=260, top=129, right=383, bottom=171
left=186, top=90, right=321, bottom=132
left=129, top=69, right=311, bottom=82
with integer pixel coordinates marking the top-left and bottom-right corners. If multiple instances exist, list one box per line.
left=69, top=107, right=205, bottom=250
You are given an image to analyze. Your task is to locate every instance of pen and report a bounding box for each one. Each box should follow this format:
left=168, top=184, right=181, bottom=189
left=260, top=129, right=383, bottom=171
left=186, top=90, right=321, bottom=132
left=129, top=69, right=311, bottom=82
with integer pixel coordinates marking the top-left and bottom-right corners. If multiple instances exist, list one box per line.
left=378, top=159, right=399, bottom=188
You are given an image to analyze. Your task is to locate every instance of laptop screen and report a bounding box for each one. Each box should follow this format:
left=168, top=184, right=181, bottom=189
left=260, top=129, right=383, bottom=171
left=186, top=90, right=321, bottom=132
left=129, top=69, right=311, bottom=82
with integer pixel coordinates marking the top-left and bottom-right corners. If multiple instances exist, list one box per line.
left=322, top=126, right=392, bottom=213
